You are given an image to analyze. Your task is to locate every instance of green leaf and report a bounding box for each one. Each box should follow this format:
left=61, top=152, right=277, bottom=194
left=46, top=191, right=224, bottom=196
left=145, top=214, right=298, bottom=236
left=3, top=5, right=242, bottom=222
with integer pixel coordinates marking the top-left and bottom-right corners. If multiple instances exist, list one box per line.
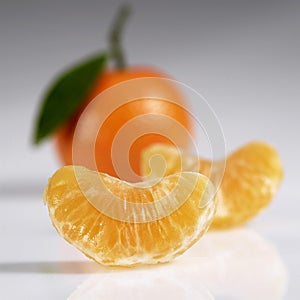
left=33, top=52, right=107, bottom=144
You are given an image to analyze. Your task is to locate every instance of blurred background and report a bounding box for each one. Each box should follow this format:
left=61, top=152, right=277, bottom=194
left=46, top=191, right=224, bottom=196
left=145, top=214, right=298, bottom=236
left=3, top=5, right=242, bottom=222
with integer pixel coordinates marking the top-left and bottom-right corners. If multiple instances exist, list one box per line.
left=1, top=0, right=299, bottom=193
left=1, top=0, right=299, bottom=299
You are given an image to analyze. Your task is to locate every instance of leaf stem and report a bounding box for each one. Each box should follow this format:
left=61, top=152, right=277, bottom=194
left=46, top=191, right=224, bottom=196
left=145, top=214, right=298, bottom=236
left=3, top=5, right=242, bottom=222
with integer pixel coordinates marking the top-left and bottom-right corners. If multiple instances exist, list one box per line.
left=109, top=4, right=131, bottom=70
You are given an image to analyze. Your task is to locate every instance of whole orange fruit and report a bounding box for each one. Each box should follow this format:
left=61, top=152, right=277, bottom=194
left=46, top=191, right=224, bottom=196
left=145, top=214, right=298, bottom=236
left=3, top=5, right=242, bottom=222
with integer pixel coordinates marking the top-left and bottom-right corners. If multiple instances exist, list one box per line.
left=55, top=67, right=193, bottom=182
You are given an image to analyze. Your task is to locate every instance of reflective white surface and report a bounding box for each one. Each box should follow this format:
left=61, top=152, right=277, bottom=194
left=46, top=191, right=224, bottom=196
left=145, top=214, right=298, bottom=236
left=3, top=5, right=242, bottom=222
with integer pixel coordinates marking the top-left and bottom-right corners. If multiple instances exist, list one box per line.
left=69, top=228, right=287, bottom=300
left=0, top=195, right=297, bottom=299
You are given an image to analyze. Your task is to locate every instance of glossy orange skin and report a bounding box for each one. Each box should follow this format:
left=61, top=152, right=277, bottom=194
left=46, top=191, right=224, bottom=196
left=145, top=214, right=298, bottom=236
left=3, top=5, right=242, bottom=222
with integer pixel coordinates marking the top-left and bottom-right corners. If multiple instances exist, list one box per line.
left=55, top=66, right=192, bottom=182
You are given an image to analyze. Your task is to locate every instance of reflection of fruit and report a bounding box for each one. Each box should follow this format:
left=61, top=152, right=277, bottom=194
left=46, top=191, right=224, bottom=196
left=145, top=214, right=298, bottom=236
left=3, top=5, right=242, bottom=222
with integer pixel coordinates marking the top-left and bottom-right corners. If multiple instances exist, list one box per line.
left=44, top=165, right=215, bottom=266
left=141, top=142, right=283, bottom=228
left=182, top=229, right=287, bottom=299
left=55, top=68, right=192, bottom=181
left=68, top=229, right=287, bottom=300
left=69, top=264, right=213, bottom=300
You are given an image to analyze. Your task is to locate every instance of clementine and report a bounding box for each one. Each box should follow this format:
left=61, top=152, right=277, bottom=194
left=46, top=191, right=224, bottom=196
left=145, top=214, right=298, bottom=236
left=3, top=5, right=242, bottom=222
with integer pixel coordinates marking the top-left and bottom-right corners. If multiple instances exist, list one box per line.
left=55, top=67, right=193, bottom=182
left=141, top=142, right=283, bottom=228
left=44, top=165, right=215, bottom=266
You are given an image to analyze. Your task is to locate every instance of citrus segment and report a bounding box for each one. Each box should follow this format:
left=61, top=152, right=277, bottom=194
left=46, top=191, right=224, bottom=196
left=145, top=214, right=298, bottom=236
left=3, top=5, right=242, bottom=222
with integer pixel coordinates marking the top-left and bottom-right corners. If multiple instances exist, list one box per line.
left=44, top=166, right=215, bottom=266
left=141, top=142, right=283, bottom=228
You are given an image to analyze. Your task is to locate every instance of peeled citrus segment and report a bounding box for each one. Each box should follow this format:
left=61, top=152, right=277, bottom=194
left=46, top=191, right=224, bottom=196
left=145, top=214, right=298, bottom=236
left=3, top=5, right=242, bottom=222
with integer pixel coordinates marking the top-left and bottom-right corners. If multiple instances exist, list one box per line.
left=44, top=166, right=215, bottom=266
left=141, top=142, right=283, bottom=228
left=141, top=143, right=201, bottom=179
